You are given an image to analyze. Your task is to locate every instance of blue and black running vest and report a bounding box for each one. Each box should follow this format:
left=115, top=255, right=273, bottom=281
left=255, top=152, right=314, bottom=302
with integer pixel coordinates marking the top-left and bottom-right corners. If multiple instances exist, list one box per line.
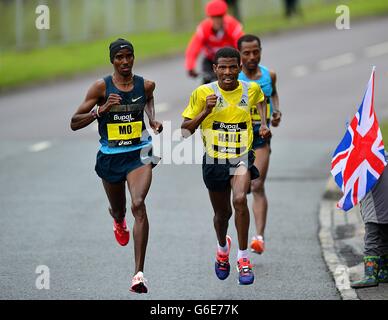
left=97, top=75, right=152, bottom=154
left=238, top=65, right=273, bottom=116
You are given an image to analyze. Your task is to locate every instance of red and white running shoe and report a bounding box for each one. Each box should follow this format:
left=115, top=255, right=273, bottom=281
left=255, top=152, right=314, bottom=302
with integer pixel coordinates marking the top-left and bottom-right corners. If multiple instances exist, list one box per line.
left=113, top=218, right=130, bottom=246
left=130, top=271, right=148, bottom=294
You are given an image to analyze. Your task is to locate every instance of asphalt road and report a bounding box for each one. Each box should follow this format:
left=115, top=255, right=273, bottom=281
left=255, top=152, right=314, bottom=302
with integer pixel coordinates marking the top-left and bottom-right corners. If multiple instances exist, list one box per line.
left=1, top=17, right=388, bottom=300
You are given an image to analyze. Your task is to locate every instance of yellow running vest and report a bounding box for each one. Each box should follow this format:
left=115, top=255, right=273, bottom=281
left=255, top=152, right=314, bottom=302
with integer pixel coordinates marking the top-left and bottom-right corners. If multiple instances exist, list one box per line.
left=182, top=80, right=264, bottom=159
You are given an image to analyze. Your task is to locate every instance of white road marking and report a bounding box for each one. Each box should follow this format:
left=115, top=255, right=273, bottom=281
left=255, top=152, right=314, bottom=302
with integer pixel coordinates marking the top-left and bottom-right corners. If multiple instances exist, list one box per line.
left=364, top=41, right=388, bottom=58
left=291, top=65, right=309, bottom=77
left=29, top=141, right=52, bottom=152
left=317, top=53, right=355, bottom=71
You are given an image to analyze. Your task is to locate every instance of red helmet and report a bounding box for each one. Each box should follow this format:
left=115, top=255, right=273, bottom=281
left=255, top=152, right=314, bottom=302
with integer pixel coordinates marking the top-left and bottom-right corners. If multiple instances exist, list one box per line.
left=205, top=0, right=228, bottom=17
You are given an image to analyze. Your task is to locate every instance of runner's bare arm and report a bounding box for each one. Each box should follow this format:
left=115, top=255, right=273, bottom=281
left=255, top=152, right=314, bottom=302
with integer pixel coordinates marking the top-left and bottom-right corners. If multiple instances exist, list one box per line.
left=70, top=80, right=104, bottom=131
left=144, top=80, right=163, bottom=134
left=70, top=80, right=121, bottom=131
left=181, top=94, right=217, bottom=138
left=257, top=99, right=271, bottom=139
left=270, top=70, right=281, bottom=127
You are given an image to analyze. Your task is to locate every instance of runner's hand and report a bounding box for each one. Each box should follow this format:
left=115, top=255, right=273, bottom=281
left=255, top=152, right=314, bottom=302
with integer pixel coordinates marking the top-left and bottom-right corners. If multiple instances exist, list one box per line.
left=259, top=124, right=272, bottom=139
left=100, top=94, right=121, bottom=114
left=205, top=94, right=218, bottom=115
left=188, top=69, right=199, bottom=78
left=271, top=110, right=282, bottom=127
left=149, top=120, right=163, bottom=134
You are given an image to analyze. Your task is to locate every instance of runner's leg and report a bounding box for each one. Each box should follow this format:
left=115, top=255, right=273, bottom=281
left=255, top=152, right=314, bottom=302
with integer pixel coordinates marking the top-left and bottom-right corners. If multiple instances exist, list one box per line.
left=208, top=188, right=232, bottom=247
left=102, top=180, right=126, bottom=222
left=126, top=164, right=152, bottom=273
left=230, top=167, right=251, bottom=250
left=251, top=144, right=270, bottom=236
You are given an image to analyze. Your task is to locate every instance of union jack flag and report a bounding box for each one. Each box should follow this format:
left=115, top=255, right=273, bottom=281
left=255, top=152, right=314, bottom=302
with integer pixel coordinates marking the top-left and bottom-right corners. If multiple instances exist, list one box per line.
left=331, top=67, right=387, bottom=211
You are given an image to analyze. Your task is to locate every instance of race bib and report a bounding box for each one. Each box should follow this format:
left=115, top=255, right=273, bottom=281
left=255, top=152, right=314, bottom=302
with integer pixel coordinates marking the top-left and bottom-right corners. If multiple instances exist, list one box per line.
left=106, top=104, right=144, bottom=147
left=209, top=121, right=248, bottom=157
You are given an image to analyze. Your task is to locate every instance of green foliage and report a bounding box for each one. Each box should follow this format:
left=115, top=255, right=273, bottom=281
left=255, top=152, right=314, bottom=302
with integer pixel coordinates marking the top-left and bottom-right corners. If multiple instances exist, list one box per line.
left=1, top=0, right=388, bottom=90
left=382, top=121, right=388, bottom=144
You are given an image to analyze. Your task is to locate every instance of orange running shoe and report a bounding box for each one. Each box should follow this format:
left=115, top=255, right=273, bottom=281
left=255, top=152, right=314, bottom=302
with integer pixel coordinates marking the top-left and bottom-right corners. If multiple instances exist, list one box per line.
left=130, top=271, right=148, bottom=294
left=113, top=218, right=130, bottom=246
left=250, top=236, right=265, bottom=254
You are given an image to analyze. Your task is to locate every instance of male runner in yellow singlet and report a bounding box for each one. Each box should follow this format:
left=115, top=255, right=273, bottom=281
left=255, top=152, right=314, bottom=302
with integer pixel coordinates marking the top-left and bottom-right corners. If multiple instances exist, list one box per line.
left=181, top=47, right=271, bottom=285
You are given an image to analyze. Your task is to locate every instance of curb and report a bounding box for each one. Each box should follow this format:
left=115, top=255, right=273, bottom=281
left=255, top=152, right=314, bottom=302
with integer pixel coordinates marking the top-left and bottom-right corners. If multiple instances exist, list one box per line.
left=318, top=177, right=359, bottom=300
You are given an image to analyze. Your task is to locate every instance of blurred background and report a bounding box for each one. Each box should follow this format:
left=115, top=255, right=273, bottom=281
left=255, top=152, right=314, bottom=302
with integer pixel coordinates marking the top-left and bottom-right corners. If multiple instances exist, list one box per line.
left=1, top=0, right=387, bottom=90
left=2, top=0, right=326, bottom=50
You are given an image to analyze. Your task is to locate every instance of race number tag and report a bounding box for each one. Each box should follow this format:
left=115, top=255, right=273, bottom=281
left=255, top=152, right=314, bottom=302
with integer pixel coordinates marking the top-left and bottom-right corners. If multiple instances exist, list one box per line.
left=210, top=121, right=248, bottom=157
left=106, top=104, right=144, bottom=147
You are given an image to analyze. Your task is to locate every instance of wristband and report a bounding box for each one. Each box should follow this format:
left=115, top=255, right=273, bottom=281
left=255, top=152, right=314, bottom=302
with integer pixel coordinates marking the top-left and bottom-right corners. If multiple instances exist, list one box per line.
left=91, top=106, right=101, bottom=119
left=91, top=108, right=97, bottom=119
left=96, top=105, right=101, bottom=118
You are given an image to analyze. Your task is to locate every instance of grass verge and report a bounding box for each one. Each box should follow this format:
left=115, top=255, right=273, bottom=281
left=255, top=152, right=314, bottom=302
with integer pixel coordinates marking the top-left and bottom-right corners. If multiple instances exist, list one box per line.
left=382, top=121, right=388, bottom=144
left=1, top=0, right=388, bottom=90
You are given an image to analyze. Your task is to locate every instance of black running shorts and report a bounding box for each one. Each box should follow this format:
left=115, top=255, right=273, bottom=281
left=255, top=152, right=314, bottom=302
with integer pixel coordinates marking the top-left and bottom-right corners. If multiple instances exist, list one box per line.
left=202, top=150, right=260, bottom=192
left=95, top=146, right=160, bottom=183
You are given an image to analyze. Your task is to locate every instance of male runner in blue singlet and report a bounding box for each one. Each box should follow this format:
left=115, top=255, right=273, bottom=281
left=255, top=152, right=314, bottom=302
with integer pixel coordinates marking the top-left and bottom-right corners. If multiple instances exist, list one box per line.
left=70, top=39, right=162, bottom=294
left=238, top=34, right=282, bottom=254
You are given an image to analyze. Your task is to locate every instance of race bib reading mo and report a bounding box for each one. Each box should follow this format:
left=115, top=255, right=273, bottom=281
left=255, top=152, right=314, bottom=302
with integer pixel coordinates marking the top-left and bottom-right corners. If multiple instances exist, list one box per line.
left=106, top=105, right=144, bottom=147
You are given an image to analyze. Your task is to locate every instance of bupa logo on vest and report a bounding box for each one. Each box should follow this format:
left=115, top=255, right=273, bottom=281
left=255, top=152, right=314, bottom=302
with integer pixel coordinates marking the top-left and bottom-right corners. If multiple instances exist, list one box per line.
left=113, top=114, right=135, bottom=122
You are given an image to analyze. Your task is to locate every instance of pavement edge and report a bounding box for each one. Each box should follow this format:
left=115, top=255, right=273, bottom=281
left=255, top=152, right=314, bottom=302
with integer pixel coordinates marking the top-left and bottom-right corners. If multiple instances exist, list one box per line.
left=318, top=177, right=359, bottom=300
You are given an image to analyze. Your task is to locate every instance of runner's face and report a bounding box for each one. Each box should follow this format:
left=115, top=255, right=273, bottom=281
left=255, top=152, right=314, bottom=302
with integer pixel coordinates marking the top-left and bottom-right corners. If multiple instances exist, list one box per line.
left=213, top=57, right=241, bottom=91
left=240, top=40, right=261, bottom=71
left=113, top=48, right=134, bottom=77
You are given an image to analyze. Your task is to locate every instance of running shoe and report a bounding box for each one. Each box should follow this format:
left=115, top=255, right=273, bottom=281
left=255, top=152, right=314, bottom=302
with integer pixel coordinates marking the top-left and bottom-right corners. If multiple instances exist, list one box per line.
left=130, top=271, right=148, bottom=294
left=250, top=236, right=265, bottom=254
left=113, top=218, right=130, bottom=246
left=237, top=258, right=254, bottom=285
left=215, top=235, right=232, bottom=280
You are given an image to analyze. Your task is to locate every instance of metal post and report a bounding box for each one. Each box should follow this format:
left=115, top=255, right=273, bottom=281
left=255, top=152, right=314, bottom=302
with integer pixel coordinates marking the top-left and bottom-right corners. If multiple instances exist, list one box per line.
left=38, top=0, right=48, bottom=47
left=146, top=0, right=154, bottom=31
left=15, top=0, right=23, bottom=49
left=127, top=0, right=135, bottom=33
left=184, top=0, right=194, bottom=30
left=83, top=0, right=90, bottom=40
left=60, top=0, right=69, bottom=43
left=105, top=0, right=114, bottom=36
left=166, top=0, right=174, bottom=31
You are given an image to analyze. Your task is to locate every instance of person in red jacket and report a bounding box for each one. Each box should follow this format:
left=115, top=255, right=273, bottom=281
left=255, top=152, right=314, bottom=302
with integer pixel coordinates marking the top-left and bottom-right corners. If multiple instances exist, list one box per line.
left=185, top=0, right=244, bottom=84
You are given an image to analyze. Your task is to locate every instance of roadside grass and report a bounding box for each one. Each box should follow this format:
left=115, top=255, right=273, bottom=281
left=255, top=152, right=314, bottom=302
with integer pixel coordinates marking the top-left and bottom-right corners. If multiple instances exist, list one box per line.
left=382, top=121, right=388, bottom=145
left=1, top=0, right=388, bottom=90
left=244, top=0, right=388, bottom=33
left=0, top=31, right=191, bottom=89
